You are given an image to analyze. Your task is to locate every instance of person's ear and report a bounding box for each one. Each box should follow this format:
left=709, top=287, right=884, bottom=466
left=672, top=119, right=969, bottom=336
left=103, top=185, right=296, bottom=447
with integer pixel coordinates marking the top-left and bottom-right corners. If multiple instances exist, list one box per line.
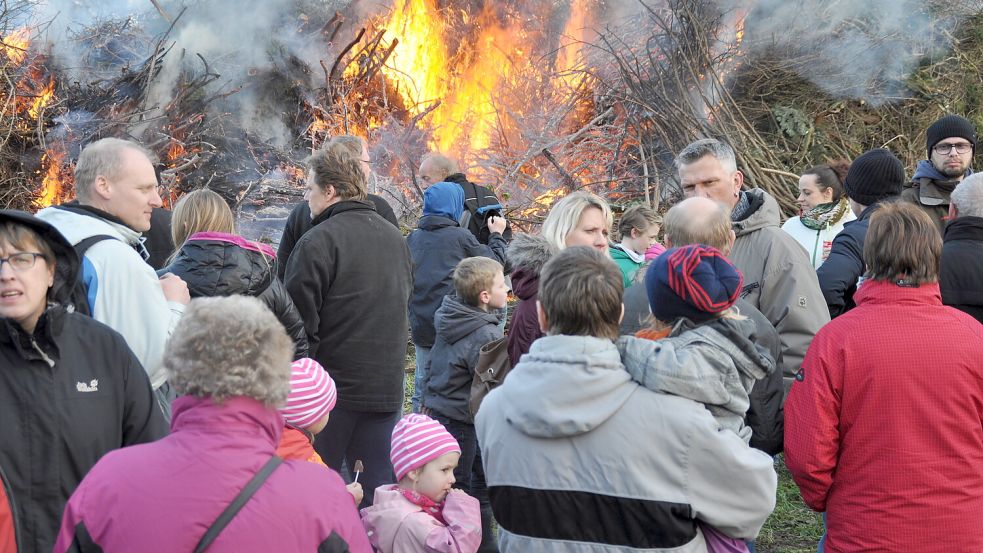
left=479, top=290, right=491, bottom=304
left=733, top=170, right=745, bottom=195
left=536, top=300, right=549, bottom=333
left=92, top=175, right=112, bottom=200
left=630, top=228, right=641, bottom=239
left=949, top=202, right=959, bottom=219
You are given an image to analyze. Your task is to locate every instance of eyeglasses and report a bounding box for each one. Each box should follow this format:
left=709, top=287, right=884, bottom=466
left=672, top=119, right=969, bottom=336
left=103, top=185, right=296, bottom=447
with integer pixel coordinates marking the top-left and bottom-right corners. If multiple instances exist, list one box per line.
left=933, top=142, right=973, bottom=155
left=0, top=252, right=44, bottom=272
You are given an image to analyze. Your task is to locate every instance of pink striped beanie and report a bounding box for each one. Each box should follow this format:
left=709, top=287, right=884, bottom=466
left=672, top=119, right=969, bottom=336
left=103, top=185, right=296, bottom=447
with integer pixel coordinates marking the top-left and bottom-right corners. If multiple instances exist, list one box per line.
left=280, top=358, right=337, bottom=429
left=390, top=414, right=461, bottom=481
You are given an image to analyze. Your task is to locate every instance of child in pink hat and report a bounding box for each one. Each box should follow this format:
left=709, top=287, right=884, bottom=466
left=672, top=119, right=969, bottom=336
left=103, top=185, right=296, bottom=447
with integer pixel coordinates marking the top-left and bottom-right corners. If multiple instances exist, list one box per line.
left=360, top=414, right=481, bottom=552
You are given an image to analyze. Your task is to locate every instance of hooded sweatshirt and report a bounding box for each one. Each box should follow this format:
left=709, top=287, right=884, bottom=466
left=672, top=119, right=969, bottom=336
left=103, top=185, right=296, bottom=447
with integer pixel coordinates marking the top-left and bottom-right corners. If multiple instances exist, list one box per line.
left=407, top=183, right=507, bottom=347
left=903, top=159, right=972, bottom=235
left=422, top=294, right=503, bottom=422
left=476, top=335, right=777, bottom=552
left=361, top=485, right=482, bottom=553
left=504, top=234, right=557, bottom=366
left=729, top=188, right=829, bottom=387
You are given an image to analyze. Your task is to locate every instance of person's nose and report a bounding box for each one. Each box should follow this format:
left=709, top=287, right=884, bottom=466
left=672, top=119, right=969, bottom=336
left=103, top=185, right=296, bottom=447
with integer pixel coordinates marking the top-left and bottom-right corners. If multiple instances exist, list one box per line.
left=150, top=187, right=163, bottom=208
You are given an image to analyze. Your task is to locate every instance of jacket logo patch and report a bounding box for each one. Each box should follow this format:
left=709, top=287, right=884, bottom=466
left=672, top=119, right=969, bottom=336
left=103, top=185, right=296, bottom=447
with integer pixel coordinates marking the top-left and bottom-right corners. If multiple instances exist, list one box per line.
left=795, top=369, right=805, bottom=382
left=76, top=379, right=99, bottom=393
left=740, top=282, right=760, bottom=299
left=798, top=296, right=807, bottom=308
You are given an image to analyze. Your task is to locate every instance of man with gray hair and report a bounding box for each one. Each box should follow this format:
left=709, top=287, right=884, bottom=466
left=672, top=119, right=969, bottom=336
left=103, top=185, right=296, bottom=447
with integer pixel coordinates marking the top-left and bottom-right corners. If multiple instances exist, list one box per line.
left=37, top=137, right=190, bottom=419
left=940, top=172, right=983, bottom=322
left=675, top=139, right=829, bottom=391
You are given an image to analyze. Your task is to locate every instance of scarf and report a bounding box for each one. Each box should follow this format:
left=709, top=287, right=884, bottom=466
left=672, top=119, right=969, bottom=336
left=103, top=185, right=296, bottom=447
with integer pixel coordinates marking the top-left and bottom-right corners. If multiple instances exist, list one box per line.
left=398, top=487, right=446, bottom=525
left=730, top=192, right=752, bottom=221
left=800, top=197, right=851, bottom=231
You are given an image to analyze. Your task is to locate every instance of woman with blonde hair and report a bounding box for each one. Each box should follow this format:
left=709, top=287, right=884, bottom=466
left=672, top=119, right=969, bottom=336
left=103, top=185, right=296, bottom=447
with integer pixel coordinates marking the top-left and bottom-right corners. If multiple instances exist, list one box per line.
left=163, top=189, right=308, bottom=358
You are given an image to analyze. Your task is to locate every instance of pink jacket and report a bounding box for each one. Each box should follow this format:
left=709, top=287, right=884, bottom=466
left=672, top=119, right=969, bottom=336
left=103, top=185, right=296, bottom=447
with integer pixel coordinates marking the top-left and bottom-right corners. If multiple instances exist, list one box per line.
left=361, top=485, right=481, bottom=553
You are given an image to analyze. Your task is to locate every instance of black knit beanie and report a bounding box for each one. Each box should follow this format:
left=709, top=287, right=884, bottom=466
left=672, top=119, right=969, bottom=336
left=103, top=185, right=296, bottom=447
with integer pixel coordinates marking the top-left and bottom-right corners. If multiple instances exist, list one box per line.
left=843, top=148, right=904, bottom=206
left=926, top=115, right=976, bottom=158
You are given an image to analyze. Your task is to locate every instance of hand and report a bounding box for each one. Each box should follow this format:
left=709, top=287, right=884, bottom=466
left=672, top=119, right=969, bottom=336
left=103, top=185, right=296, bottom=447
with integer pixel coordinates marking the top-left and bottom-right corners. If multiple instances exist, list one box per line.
left=346, top=482, right=364, bottom=506
left=159, top=273, right=190, bottom=305
left=487, top=215, right=507, bottom=235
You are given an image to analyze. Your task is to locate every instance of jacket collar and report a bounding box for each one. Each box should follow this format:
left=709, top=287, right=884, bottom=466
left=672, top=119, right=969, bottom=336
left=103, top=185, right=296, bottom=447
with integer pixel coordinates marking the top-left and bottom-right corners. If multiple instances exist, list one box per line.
left=311, top=199, right=375, bottom=226
left=0, top=306, right=67, bottom=362
left=170, top=395, right=283, bottom=447
left=853, top=279, right=942, bottom=308
left=943, top=216, right=983, bottom=242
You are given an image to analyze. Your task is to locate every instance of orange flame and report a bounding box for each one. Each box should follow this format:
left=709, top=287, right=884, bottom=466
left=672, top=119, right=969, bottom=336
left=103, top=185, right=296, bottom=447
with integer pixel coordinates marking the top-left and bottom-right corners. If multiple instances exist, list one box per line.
left=38, top=148, right=66, bottom=207
left=557, top=0, right=590, bottom=90
left=28, top=76, right=55, bottom=119
left=1, top=28, right=30, bottom=65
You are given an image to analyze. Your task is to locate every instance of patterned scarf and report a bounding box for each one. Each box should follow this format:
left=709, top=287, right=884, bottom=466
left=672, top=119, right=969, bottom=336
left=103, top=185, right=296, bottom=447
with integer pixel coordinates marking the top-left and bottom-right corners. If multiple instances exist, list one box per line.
left=800, top=197, right=851, bottom=231
left=398, top=487, right=447, bottom=525
left=730, top=192, right=752, bottom=221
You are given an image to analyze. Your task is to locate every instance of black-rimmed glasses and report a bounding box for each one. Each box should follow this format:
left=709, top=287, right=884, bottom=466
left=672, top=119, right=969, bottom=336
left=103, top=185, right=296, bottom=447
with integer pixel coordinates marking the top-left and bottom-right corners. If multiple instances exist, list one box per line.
left=0, top=253, right=44, bottom=272
left=934, top=142, right=972, bottom=155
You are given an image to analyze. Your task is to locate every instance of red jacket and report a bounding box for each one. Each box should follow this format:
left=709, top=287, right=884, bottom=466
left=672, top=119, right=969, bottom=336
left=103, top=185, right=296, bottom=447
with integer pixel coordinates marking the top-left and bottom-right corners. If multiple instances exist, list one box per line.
left=785, top=280, right=983, bottom=553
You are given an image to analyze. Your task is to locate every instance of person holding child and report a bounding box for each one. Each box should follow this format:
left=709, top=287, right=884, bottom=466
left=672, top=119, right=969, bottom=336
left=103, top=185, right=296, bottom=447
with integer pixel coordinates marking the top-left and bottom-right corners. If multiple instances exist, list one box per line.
left=609, top=204, right=663, bottom=287
left=361, top=414, right=482, bottom=553
left=477, top=246, right=776, bottom=552
left=407, top=181, right=508, bottom=413
left=422, top=256, right=508, bottom=552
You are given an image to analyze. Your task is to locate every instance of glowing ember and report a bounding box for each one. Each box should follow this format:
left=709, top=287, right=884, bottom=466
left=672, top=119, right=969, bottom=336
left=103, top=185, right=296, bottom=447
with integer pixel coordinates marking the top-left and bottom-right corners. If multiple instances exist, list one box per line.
left=1, top=28, right=30, bottom=65
left=37, top=149, right=66, bottom=207
left=28, top=76, right=55, bottom=119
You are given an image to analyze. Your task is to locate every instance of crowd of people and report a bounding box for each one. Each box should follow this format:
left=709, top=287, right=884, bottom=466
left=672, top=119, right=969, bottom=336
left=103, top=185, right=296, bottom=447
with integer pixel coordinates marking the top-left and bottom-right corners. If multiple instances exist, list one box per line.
left=0, top=113, right=981, bottom=553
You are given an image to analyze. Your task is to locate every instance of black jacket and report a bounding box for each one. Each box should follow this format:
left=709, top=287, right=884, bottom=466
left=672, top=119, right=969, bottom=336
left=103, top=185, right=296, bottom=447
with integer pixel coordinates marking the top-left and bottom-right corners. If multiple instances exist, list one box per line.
left=443, top=173, right=513, bottom=245
left=163, top=232, right=309, bottom=359
left=142, top=207, right=175, bottom=270
left=0, top=210, right=168, bottom=553
left=406, top=215, right=506, bottom=347
left=816, top=203, right=883, bottom=318
left=276, top=195, right=399, bottom=281
left=941, top=216, right=983, bottom=323
left=422, top=294, right=503, bottom=423
left=621, top=282, right=785, bottom=455
left=284, top=200, right=413, bottom=412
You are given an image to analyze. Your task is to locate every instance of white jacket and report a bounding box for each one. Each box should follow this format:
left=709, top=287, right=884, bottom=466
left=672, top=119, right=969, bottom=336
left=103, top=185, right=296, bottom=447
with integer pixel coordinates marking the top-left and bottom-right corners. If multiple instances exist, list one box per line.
left=36, top=205, right=183, bottom=389
left=781, top=211, right=855, bottom=269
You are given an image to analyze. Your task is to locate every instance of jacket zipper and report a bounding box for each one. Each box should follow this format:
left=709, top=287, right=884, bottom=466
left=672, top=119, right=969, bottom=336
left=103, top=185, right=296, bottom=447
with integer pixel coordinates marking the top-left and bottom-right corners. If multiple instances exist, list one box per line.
left=30, top=338, right=55, bottom=368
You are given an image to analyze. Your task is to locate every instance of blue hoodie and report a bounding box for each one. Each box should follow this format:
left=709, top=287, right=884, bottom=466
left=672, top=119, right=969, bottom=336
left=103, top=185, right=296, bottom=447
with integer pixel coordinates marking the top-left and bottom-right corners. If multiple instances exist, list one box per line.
left=423, top=181, right=465, bottom=221
left=911, top=159, right=972, bottom=182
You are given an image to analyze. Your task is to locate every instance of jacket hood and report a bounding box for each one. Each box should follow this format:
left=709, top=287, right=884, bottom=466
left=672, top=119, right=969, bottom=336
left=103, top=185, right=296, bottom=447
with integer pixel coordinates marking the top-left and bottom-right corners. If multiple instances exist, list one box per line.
left=416, top=214, right=459, bottom=231
left=507, top=233, right=556, bottom=273
left=497, top=335, right=635, bottom=438
left=361, top=485, right=421, bottom=551
left=0, top=209, right=79, bottom=305
left=165, top=232, right=276, bottom=297
left=423, top=181, right=465, bottom=221
left=733, top=188, right=781, bottom=237
left=944, top=215, right=983, bottom=241
left=170, top=395, right=283, bottom=446
left=911, top=159, right=971, bottom=182
left=434, top=294, right=500, bottom=344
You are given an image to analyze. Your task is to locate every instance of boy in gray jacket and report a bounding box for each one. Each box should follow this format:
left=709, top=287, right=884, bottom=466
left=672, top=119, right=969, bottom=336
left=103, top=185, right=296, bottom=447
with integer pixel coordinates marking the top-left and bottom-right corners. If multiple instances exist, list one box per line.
left=476, top=246, right=776, bottom=553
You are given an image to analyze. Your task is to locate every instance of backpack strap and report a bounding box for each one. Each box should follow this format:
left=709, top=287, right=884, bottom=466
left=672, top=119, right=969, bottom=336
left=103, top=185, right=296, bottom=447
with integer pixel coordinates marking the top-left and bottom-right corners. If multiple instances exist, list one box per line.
left=193, top=456, right=283, bottom=553
left=74, top=235, right=117, bottom=258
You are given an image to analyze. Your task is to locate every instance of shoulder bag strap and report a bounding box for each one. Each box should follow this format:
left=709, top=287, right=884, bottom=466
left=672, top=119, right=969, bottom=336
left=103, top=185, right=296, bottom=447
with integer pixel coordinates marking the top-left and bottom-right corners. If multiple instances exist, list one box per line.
left=193, top=456, right=283, bottom=553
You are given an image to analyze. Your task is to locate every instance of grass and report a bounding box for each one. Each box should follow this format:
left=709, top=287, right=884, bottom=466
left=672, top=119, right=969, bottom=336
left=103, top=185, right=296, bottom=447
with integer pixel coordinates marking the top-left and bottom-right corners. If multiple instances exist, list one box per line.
left=403, top=345, right=824, bottom=552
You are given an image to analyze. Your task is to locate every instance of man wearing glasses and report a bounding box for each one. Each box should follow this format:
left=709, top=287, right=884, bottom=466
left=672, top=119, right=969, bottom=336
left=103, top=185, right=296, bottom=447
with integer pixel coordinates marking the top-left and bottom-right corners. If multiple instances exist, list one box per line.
left=904, top=114, right=977, bottom=235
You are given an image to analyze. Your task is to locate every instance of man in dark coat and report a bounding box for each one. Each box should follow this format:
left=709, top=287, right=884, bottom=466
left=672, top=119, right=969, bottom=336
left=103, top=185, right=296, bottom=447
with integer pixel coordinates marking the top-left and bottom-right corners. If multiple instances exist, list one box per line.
left=818, top=149, right=904, bottom=318
left=419, top=152, right=512, bottom=244
left=284, top=141, right=412, bottom=508
left=620, top=196, right=784, bottom=455
left=941, top=173, right=983, bottom=322
left=903, top=114, right=976, bottom=235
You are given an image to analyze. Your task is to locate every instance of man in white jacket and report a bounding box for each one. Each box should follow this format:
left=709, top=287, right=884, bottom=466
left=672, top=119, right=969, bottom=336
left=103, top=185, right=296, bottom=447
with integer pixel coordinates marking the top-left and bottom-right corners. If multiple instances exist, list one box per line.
left=38, top=138, right=189, bottom=419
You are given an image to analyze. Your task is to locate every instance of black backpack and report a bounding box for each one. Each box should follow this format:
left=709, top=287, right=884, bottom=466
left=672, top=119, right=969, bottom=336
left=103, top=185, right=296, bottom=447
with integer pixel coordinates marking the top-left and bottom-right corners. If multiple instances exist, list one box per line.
left=67, top=234, right=117, bottom=316
left=456, top=179, right=507, bottom=245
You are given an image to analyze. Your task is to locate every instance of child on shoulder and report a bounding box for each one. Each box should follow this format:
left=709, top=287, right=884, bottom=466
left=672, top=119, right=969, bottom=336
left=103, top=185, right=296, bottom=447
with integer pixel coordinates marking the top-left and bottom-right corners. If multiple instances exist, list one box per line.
left=276, top=357, right=363, bottom=505
left=361, top=414, right=481, bottom=553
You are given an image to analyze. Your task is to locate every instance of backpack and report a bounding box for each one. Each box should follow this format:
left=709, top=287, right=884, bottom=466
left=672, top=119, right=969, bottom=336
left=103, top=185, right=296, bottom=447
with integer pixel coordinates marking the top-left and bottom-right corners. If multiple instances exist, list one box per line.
left=456, top=179, right=506, bottom=245
left=67, top=234, right=117, bottom=316
left=468, top=336, right=512, bottom=422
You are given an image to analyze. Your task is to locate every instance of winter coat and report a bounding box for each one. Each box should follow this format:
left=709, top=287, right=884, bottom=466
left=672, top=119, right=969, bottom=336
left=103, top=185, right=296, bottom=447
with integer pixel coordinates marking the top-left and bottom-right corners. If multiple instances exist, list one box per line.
left=443, top=173, right=513, bottom=245
left=276, top=195, right=399, bottom=281
left=609, top=243, right=645, bottom=288
left=0, top=210, right=168, bottom=553
left=621, top=282, right=785, bottom=453
left=780, top=209, right=856, bottom=269
left=285, top=200, right=413, bottom=412
left=784, top=280, right=983, bottom=553
left=618, top=317, right=776, bottom=444
left=164, top=231, right=309, bottom=359
left=422, top=294, right=503, bottom=422
left=476, top=335, right=777, bottom=552
left=407, top=213, right=506, bottom=347
left=505, top=234, right=557, bottom=366
left=902, top=159, right=970, bottom=236
left=361, top=486, right=482, bottom=553
left=36, top=202, right=186, bottom=389
left=276, top=425, right=326, bottom=465
left=729, top=188, right=829, bottom=383
left=142, top=207, right=174, bottom=270
left=816, top=202, right=884, bottom=318
left=940, top=216, right=983, bottom=323
left=54, top=396, right=372, bottom=553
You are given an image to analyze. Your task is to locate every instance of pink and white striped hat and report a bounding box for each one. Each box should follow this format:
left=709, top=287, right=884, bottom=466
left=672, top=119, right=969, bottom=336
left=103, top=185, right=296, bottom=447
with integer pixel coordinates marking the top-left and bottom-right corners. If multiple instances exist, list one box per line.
left=280, top=358, right=337, bottom=429
left=390, top=414, right=461, bottom=481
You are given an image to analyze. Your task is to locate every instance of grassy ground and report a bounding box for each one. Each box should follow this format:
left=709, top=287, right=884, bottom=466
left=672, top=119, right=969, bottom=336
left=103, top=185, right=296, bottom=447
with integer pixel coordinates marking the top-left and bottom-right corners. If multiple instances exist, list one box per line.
left=404, top=345, right=823, bottom=552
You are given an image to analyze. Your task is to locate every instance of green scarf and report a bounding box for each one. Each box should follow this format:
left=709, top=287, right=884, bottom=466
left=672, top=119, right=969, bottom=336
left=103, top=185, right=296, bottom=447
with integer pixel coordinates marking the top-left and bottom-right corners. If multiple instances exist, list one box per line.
left=800, top=197, right=851, bottom=231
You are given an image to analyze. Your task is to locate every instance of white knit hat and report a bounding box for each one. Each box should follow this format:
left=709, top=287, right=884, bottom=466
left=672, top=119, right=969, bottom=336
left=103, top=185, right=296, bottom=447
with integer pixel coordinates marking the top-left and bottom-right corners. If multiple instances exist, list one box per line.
left=280, top=358, right=337, bottom=429
left=390, top=414, right=461, bottom=481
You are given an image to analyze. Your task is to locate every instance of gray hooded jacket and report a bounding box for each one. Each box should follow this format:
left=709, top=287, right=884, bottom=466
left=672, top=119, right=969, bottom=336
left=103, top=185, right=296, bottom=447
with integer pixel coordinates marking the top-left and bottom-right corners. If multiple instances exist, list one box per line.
left=476, top=335, right=777, bottom=553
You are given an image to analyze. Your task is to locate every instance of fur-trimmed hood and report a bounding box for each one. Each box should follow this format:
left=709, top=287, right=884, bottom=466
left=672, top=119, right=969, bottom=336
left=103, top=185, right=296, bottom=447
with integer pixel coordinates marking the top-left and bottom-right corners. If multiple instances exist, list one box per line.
left=506, top=233, right=556, bottom=274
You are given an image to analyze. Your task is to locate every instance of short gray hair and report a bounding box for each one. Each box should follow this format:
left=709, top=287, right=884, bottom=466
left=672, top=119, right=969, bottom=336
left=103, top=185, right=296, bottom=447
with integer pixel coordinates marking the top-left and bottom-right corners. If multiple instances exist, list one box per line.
left=674, top=138, right=738, bottom=175
left=164, top=295, right=293, bottom=407
left=540, top=191, right=612, bottom=251
left=74, top=138, right=154, bottom=200
left=951, top=173, right=983, bottom=218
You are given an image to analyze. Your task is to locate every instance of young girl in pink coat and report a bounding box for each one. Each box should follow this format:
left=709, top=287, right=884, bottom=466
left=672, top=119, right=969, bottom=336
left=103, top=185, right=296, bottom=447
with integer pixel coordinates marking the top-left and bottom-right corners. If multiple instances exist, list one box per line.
left=361, top=414, right=482, bottom=552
